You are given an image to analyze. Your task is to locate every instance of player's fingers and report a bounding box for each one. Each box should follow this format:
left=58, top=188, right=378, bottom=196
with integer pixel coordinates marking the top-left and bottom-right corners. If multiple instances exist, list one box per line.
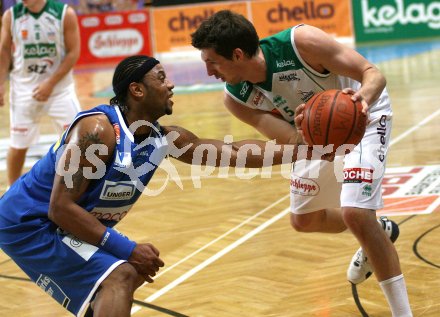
left=154, top=257, right=165, bottom=267
left=144, top=275, right=154, bottom=283
left=294, top=113, right=304, bottom=129
left=341, top=88, right=355, bottom=95
left=147, top=243, right=160, bottom=256
left=296, top=103, right=305, bottom=114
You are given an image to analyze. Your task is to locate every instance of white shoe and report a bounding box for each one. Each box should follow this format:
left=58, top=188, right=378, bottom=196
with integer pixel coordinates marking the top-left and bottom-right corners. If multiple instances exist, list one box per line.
left=347, top=216, right=400, bottom=284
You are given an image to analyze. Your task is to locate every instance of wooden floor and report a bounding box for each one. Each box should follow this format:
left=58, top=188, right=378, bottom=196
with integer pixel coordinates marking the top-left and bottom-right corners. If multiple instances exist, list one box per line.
left=0, top=38, right=440, bottom=316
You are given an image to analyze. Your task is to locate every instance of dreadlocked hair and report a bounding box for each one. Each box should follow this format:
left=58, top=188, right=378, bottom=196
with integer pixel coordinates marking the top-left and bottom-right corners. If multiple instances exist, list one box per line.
left=109, top=55, right=150, bottom=114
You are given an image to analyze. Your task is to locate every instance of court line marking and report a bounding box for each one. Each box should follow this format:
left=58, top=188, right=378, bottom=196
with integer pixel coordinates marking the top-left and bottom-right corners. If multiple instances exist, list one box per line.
left=131, top=207, right=291, bottom=314
left=152, top=195, right=288, bottom=280
left=130, top=195, right=288, bottom=314
left=388, top=107, right=440, bottom=147
left=131, top=103, right=440, bottom=313
left=146, top=207, right=291, bottom=302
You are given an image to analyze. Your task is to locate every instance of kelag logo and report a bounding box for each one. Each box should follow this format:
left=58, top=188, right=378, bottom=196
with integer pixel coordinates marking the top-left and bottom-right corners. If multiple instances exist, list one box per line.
left=353, top=0, right=440, bottom=42
left=24, top=43, right=57, bottom=58
left=361, top=0, right=440, bottom=29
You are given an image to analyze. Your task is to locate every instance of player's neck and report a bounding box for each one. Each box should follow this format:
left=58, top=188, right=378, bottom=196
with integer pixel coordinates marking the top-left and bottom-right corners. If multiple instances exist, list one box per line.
left=246, top=49, right=267, bottom=84
left=26, top=0, right=47, bottom=14
left=122, top=107, right=154, bottom=137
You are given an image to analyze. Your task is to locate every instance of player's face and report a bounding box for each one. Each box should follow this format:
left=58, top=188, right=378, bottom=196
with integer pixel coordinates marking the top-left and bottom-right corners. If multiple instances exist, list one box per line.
left=21, top=0, right=45, bottom=11
left=142, top=64, right=175, bottom=116
left=200, top=48, right=243, bottom=85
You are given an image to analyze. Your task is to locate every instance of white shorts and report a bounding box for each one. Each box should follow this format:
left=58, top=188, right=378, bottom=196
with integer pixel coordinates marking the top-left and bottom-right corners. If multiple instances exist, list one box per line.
left=9, top=87, right=80, bottom=149
left=290, top=114, right=392, bottom=214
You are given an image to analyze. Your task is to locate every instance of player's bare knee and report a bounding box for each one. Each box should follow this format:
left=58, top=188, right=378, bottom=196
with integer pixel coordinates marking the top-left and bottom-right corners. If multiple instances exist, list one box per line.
left=101, top=263, right=141, bottom=292
left=341, top=207, right=374, bottom=234
left=290, top=213, right=313, bottom=232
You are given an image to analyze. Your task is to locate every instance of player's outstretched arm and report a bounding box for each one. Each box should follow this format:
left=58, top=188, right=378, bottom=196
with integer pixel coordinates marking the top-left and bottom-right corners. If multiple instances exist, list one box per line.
left=163, top=125, right=326, bottom=168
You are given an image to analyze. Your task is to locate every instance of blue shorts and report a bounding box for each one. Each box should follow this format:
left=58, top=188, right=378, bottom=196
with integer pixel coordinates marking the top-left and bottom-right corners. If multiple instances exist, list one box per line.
left=0, top=217, right=125, bottom=316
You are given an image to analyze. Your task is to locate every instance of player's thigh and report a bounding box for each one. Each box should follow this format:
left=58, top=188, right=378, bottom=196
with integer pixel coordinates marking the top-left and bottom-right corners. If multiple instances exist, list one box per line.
left=47, top=91, right=81, bottom=132
left=0, top=221, right=125, bottom=316
left=9, top=96, right=44, bottom=148
left=290, top=158, right=342, bottom=214
left=341, top=115, right=392, bottom=210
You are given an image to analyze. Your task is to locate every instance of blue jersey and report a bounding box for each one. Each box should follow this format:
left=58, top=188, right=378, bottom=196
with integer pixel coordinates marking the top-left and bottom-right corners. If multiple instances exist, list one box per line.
left=0, top=104, right=168, bottom=227
left=0, top=105, right=169, bottom=316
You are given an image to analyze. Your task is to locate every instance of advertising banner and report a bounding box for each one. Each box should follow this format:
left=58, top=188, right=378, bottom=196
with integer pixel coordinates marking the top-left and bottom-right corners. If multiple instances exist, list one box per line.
left=352, top=0, right=440, bottom=43
left=77, top=10, right=152, bottom=65
left=251, top=0, right=353, bottom=39
left=151, top=2, right=248, bottom=53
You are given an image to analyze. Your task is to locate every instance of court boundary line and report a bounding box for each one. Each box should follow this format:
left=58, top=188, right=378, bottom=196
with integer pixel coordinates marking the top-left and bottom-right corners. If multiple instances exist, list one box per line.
left=132, top=104, right=440, bottom=314
left=131, top=207, right=291, bottom=314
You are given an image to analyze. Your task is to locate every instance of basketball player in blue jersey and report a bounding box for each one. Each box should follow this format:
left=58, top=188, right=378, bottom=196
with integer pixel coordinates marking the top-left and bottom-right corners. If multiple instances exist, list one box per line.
left=192, top=10, right=412, bottom=317
left=0, top=55, right=318, bottom=317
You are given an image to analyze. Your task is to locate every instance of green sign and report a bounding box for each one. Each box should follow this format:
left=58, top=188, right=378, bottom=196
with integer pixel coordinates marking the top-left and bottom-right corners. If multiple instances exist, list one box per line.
left=352, top=0, right=440, bottom=43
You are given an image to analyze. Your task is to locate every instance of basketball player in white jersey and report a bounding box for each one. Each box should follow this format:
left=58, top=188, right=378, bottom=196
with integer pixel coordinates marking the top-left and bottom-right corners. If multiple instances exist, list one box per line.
left=192, top=10, right=412, bottom=317
left=0, top=0, right=81, bottom=186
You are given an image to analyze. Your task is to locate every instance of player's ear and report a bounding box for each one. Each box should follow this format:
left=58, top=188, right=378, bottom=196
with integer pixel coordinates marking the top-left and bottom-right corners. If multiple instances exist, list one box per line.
left=128, top=82, right=144, bottom=97
left=232, top=48, right=244, bottom=61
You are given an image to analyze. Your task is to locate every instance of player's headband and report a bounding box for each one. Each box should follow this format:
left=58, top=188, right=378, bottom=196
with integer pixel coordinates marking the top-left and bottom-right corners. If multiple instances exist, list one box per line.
left=113, top=57, right=160, bottom=96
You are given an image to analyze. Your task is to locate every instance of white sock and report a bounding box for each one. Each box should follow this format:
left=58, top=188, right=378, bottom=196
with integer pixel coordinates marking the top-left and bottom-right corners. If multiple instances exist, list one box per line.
left=379, top=274, right=412, bottom=317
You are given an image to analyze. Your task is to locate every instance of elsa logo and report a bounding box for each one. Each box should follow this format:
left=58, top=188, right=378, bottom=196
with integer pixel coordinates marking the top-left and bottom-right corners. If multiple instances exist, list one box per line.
left=362, top=0, right=440, bottom=29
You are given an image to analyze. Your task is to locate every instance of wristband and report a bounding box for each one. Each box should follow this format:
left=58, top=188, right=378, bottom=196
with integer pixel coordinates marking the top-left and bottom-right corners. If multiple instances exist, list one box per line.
left=99, top=227, right=136, bottom=260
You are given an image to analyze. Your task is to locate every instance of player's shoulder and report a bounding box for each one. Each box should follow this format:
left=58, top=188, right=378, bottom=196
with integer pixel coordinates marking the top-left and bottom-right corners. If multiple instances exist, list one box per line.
left=11, top=2, right=25, bottom=19
left=45, top=0, right=67, bottom=20
left=225, top=81, right=253, bottom=104
left=261, top=27, right=293, bottom=47
left=69, top=113, right=115, bottom=147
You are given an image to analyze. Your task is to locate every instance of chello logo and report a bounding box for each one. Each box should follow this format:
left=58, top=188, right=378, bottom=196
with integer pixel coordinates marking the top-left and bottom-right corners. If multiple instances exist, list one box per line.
left=267, top=2, right=334, bottom=22
left=168, top=10, right=214, bottom=31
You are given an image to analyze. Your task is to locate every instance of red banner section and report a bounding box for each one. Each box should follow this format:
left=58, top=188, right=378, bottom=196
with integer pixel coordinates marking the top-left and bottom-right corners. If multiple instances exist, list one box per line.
left=77, top=10, right=152, bottom=65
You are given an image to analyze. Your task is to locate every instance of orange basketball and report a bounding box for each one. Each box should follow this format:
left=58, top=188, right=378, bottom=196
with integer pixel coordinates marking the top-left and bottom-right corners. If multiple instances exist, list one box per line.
left=301, top=90, right=367, bottom=150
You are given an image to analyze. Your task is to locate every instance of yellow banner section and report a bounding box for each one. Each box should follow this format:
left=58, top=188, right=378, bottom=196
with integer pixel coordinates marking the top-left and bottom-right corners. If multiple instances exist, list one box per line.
left=251, top=0, right=352, bottom=38
left=152, top=2, right=248, bottom=53
left=151, top=0, right=353, bottom=53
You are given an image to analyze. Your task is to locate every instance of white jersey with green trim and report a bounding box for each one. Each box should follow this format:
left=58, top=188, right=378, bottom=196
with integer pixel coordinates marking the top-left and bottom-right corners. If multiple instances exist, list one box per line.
left=9, top=0, right=74, bottom=96
left=225, top=25, right=391, bottom=126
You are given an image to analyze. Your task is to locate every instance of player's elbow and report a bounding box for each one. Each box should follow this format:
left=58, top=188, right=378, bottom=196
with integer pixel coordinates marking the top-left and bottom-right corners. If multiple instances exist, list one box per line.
left=48, top=200, right=66, bottom=224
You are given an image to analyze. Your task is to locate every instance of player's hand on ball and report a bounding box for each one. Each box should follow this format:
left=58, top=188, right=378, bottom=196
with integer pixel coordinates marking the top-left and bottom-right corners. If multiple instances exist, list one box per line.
left=129, top=243, right=165, bottom=283
left=342, top=87, right=369, bottom=115
left=294, top=103, right=308, bottom=145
